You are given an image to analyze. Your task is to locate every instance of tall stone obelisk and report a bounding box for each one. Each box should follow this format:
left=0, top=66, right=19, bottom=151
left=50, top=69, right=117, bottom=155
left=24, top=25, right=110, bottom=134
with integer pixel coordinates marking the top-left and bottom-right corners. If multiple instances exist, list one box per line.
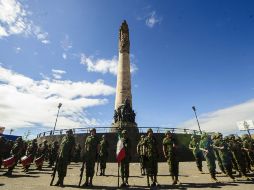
left=112, top=20, right=137, bottom=131
left=115, top=20, right=132, bottom=109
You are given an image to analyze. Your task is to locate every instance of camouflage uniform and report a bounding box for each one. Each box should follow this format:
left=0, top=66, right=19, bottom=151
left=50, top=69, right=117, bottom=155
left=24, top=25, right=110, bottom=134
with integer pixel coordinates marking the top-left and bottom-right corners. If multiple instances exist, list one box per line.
left=98, top=135, right=109, bottom=176
left=163, top=131, right=179, bottom=185
left=48, top=141, right=59, bottom=167
left=36, top=140, right=49, bottom=170
left=23, top=139, right=38, bottom=172
left=82, top=128, right=99, bottom=187
left=228, top=135, right=248, bottom=178
left=242, top=134, right=254, bottom=168
left=55, top=130, right=75, bottom=187
left=213, top=135, right=234, bottom=180
left=137, top=135, right=146, bottom=175
left=212, top=133, right=226, bottom=174
left=3, top=137, right=24, bottom=176
left=120, top=130, right=131, bottom=187
left=189, top=135, right=203, bottom=172
left=144, top=129, right=159, bottom=187
left=199, top=133, right=217, bottom=181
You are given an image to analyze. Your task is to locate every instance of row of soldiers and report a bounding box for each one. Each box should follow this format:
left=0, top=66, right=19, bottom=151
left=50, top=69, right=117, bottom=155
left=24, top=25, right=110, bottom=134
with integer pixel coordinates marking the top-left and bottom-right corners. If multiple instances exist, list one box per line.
left=0, top=135, right=82, bottom=175
left=189, top=132, right=254, bottom=182
left=1, top=130, right=253, bottom=188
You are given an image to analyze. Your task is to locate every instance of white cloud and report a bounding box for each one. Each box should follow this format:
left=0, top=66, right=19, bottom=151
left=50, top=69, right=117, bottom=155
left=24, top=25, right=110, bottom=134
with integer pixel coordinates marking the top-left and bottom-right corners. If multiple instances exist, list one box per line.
left=178, top=100, right=254, bottom=134
left=0, top=0, right=49, bottom=43
left=61, top=35, right=72, bottom=51
left=15, top=47, right=21, bottom=53
left=62, top=53, right=67, bottom=60
left=145, top=11, right=162, bottom=28
left=0, top=66, right=115, bottom=130
left=137, top=8, right=162, bottom=28
left=80, top=54, right=138, bottom=75
left=51, top=69, right=66, bottom=79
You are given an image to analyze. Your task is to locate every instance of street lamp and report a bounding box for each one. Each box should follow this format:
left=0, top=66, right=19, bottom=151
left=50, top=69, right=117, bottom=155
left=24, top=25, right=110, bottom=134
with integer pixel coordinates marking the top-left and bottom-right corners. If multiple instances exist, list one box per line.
left=53, top=103, right=62, bottom=135
left=192, top=106, right=202, bottom=134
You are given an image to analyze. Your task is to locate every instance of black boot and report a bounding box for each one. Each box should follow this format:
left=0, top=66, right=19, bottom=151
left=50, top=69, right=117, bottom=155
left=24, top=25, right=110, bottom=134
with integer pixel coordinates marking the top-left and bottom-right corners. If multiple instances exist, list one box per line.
left=3, top=170, right=12, bottom=176
left=89, top=177, right=93, bottom=186
left=59, top=177, right=64, bottom=187
left=82, top=177, right=89, bottom=187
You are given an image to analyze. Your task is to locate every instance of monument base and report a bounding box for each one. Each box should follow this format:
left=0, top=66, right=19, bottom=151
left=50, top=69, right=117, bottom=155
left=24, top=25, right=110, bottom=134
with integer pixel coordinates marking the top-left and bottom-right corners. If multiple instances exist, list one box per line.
left=111, top=121, right=139, bottom=134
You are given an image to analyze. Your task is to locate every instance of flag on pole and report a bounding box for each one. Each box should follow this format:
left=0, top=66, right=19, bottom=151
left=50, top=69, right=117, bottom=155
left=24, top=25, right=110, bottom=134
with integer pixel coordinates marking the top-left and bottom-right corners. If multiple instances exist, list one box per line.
left=116, top=135, right=126, bottom=163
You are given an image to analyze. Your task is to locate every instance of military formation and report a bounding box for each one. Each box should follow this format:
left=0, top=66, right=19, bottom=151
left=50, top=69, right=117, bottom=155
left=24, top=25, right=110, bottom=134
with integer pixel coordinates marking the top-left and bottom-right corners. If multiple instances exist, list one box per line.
left=190, top=132, right=254, bottom=182
left=0, top=129, right=254, bottom=188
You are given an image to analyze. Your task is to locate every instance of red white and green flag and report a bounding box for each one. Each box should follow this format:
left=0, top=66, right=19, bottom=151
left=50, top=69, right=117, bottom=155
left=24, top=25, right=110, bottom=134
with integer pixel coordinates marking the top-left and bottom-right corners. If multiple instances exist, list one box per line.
left=116, top=135, right=125, bottom=163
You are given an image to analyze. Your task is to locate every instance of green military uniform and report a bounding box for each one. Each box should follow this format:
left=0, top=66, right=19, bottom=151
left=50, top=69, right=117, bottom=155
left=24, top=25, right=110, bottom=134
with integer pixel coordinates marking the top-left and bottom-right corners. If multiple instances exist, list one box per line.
left=23, top=139, right=38, bottom=172
left=144, top=128, right=159, bottom=187
left=99, top=135, right=109, bottom=176
left=48, top=141, right=59, bottom=167
left=189, top=135, right=203, bottom=172
left=120, top=130, right=131, bottom=187
left=55, top=130, right=75, bottom=187
left=242, top=134, right=254, bottom=168
left=3, top=137, right=24, bottom=176
left=83, top=128, right=99, bottom=187
left=137, top=135, right=146, bottom=175
left=199, top=133, right=218, bottom=182
left=163, top=131, right=179, bottom=185
left=212, top=133, right=226, bottom=174
left=228, top=135, right=248, bottom=178
left=213, top=135, right=235, bottom=180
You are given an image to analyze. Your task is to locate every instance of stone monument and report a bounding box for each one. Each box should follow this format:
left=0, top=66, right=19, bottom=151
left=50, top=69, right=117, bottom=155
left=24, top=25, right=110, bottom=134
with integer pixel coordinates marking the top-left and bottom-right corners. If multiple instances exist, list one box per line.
left=112, top=20, right=138, bottom=133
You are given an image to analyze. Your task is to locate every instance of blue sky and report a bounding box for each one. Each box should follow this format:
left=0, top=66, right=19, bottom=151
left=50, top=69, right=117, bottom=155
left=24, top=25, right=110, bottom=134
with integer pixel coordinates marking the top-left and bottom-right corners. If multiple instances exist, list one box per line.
left=1, top=0, right=254, bottom=138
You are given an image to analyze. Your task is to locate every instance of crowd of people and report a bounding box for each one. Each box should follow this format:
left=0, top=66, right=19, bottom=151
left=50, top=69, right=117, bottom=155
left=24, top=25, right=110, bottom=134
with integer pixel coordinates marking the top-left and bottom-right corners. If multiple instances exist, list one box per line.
left=0, top=128, right=253, bottom=188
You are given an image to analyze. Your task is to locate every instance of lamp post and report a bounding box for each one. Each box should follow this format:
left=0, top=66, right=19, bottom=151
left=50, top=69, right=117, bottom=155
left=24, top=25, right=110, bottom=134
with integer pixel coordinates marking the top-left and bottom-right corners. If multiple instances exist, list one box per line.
left=192, top=106, right=202, bottom=134
left=53, top=103, right=62, bottom=135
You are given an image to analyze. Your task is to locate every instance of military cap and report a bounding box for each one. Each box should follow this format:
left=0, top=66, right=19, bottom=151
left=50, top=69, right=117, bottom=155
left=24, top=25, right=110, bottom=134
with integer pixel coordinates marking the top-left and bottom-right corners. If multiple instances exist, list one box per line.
left=165, top=130, right=172, bottom=135
left=147, top=128, right=153, bottom=133
left=90, top=128, right=96, bottom=132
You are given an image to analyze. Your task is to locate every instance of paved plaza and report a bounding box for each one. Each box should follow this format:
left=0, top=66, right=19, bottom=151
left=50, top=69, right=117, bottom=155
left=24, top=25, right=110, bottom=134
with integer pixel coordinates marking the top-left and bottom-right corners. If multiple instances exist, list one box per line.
left=0, top=162, right=253, bottom=190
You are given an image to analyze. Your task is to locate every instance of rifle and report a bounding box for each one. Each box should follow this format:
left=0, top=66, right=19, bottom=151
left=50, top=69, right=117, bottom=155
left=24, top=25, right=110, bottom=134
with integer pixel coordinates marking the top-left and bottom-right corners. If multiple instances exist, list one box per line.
left=50, top=156, right=59, bottom=186
left=78, top=161, right=85, bottom=187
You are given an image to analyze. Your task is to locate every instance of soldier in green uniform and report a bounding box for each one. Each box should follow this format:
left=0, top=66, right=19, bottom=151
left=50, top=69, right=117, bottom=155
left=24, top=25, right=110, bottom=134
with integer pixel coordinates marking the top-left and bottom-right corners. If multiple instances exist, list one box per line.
left=137, top=134, right=146, bottom=175
left=82, top=128, right=99, bottom=187
left=163, top=130, right=179, bottom=185
left=98, top=135, right=109, bottom=176
left=189, top=134, right=203, bottom=172
left=212, top=133, right=226, bottom=174
left=3, top=137, right=24, bottom=176
left=144, top=128, right=159, bottom=187
left=228, top=135, right=249, bottom=179
left=48, top=141, right=59, bottom=167
left=213, top=134, right=235, bottom=180
left=54, top=129, right=75, bottom=187
left=242, top=134, right=254, bottom=169
left=23, top=139, right=38, bottom=172
left=199, top=133, right=218, bottom=182
left=120, top=130, right=131, bottom=187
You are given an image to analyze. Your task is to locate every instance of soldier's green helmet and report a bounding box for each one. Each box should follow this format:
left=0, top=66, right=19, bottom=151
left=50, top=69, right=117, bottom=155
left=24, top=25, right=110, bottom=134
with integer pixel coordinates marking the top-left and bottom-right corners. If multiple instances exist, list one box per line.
left=147, top=128, right=153, bottom=133
left=90, top=128, right=96, bottom=132
left=229, top=134, right=235, bottom=141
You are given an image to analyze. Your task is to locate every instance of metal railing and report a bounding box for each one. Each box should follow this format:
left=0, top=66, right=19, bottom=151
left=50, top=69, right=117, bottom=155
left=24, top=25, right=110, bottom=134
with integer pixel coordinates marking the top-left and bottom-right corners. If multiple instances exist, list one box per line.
left=36, top=126, right=202, bottom=138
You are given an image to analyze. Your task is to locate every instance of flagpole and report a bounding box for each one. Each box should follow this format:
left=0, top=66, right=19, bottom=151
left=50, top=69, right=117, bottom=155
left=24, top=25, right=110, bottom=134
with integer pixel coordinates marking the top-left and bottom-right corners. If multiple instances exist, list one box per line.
left=118, top=162, right=120, bottom=188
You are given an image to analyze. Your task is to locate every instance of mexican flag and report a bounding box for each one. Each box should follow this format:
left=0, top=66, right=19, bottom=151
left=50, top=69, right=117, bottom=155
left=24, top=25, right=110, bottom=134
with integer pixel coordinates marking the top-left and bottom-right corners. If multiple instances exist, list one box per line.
left=116, top=136, right=125, bottom=163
